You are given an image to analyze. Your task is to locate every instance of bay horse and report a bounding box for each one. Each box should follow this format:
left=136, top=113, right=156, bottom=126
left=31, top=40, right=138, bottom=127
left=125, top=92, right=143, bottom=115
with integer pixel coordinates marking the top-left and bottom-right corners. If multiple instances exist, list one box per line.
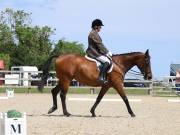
left=38, top=49, right=152, bottom=117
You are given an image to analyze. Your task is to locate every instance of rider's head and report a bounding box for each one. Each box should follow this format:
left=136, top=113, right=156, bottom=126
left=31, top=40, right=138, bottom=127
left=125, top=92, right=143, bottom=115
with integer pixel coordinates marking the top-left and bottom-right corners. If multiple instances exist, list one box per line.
left=91, top=19, right=104, bottom=32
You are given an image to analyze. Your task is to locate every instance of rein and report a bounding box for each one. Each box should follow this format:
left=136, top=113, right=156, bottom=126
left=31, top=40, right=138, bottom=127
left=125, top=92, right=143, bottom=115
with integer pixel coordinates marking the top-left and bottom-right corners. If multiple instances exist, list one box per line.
left=129, top=69, right=143, bottom=76
left=112, top=60, right=143, bottom=77
left=112, top=55, right=143, bottom=77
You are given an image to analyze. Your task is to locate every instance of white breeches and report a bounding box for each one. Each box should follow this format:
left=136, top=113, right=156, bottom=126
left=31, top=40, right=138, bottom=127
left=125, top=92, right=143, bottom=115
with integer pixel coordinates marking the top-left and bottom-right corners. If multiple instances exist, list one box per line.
left=97, top=55, right=111, bottom=64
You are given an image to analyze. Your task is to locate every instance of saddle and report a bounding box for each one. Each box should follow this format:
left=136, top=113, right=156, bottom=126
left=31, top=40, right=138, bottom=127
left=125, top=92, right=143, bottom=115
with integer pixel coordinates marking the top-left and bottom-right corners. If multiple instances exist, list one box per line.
left=85, top=55, right=113, bottom=73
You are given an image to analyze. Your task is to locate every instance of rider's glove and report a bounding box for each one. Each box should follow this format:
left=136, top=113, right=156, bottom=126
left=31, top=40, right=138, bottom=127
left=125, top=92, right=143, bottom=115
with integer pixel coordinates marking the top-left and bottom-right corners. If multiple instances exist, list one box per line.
left=106, top=52, right=112, bottom=60
left=108, top=52, right=112, bottom=57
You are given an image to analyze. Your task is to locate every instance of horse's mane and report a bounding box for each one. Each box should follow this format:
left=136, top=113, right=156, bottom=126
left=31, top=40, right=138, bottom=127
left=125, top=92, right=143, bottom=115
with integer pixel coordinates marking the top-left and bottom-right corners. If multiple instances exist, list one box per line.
left=112, top=52, right=143, bottom=57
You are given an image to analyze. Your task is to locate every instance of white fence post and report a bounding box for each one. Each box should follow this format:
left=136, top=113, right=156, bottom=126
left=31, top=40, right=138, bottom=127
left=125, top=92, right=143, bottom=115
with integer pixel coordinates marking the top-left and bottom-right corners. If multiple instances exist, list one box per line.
left=90, top=88, right=95, bottom=94
left=0, top=113, right=3, bottom=135
left=150, top=80, right=154, bottom=96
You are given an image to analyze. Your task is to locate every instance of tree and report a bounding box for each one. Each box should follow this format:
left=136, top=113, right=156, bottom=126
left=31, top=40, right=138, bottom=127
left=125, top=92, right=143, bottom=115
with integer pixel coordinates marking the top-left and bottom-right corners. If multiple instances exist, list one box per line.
left=52, top=39, right=85, bottom=56
left=0, top=8, right=32, bottom=31
left=0, top=8, right=54, bottom=69
left=0, top=23, right=16, bottom=63
left=13, top=26, right=54, bottom=69
left=0, top=8, right=86, bottom=70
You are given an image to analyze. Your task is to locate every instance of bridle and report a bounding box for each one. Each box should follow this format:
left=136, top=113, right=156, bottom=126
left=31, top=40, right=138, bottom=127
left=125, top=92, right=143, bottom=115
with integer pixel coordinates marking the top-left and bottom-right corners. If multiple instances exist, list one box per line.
left=139, top=57, right=151, bottom=79
left=121, top=58, right=151, bottom=78
left=113, top=56, right=151, bottom=78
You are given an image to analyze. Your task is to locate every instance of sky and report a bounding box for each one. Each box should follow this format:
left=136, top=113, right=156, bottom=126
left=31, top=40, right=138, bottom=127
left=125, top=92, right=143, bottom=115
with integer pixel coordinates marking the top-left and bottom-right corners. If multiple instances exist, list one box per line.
left=0, top=0, right=180, bottom=78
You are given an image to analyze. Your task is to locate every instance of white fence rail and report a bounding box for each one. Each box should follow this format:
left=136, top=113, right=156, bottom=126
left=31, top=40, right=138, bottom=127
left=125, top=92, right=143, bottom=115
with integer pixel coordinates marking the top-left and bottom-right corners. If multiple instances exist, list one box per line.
left=0, top=70, right=180, bottom=96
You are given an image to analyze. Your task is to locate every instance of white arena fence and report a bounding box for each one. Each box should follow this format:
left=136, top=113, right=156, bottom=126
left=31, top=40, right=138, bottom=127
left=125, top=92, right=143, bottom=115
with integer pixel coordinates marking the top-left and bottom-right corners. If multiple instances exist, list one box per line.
left=153, top=76, right=180, bottom=96
left=0, top=70, right=179, bottom=96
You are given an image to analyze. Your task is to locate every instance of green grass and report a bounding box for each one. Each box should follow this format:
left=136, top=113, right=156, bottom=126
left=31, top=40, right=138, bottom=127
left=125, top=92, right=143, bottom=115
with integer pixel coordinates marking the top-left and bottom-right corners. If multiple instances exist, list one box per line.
left=1, top=87, right=179, bottom=97
left=0, top=87, right=149, bottom=95
left=152, top=88, right=180, bottom=97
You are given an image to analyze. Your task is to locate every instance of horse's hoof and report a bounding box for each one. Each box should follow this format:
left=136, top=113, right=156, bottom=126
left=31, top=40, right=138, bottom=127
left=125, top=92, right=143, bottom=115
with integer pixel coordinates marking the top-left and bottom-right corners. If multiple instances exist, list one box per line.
left=48, top=106, right=57, bottom=114
left=90, top=110, right=96, bottom=117
left=64, top=112, right=71, bottom=117
left=91, top=114, right=96, bottom=117
left=91, top=112, right=96, bottom=117
left=131, top=113, right=136, bottom=117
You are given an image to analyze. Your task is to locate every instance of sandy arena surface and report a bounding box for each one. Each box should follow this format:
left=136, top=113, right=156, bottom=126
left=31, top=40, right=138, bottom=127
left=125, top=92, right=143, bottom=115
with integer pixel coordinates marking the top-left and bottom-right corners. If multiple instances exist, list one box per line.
left=0, top=93, right=180, bottom=135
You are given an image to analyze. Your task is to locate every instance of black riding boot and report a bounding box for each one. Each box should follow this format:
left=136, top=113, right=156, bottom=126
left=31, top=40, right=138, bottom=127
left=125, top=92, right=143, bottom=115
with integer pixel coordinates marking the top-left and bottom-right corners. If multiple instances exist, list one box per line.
left=99, top=62, right=109, bottom=84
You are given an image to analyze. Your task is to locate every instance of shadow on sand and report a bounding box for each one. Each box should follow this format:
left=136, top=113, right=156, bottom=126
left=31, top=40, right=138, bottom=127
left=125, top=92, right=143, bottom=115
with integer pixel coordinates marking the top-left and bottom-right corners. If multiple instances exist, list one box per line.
left=27, top=114, right=129, bottom=118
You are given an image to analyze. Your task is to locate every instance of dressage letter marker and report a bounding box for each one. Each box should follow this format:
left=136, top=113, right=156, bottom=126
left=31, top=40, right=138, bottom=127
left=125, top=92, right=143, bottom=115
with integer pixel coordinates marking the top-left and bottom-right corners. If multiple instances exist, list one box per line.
left=0, top=113, right=27, bottom=135
left=0, top=88, right=14, bottom=100
left=68, top=98, right=142, bottom=102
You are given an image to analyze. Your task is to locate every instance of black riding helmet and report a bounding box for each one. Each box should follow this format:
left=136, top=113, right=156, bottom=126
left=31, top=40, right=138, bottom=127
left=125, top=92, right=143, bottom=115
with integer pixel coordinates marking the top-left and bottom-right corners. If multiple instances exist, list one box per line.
left=91, top=19, right=104, bottom=28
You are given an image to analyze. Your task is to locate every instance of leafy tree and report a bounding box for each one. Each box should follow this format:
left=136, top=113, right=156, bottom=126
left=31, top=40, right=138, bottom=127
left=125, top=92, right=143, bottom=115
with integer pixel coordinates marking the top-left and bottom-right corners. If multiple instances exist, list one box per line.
left=0, top=8, right=54, bottom=69
left=0, top=23, right=16, bottom=57
left=13, top=26, right=54, bottom=69
left=0, top=8, right=32, bottom=31
left=0, top=8, right=86, bottom=70
left=52, top=39, right=85, bottom=56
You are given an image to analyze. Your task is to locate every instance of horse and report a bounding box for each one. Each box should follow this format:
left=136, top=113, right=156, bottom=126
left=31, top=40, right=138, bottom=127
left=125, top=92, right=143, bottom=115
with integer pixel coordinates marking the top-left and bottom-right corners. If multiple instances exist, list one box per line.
left=38, top=49, right=152, bottom=117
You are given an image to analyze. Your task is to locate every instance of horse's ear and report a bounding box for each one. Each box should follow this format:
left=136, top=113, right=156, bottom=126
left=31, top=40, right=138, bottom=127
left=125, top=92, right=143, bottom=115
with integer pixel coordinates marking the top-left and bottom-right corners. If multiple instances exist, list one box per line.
left=145, top=49, right=149, bottom=57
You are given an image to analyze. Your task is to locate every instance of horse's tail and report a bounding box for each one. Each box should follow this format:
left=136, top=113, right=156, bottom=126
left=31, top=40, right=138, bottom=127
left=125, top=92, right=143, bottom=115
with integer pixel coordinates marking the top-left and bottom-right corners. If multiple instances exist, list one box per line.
left=38, top=55, right=59, bottom=92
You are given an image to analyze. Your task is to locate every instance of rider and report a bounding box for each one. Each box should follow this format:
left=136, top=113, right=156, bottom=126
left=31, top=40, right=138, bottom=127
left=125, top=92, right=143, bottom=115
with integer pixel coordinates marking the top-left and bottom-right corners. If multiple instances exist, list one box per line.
left=86, top=19, right=112, bottom=84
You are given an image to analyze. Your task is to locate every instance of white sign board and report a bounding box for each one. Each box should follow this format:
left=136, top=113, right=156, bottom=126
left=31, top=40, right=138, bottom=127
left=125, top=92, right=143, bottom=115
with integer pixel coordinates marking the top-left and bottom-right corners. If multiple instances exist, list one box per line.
left=5, top=74, right=19, bottom=85
left=0, top=113, right=27, bottom=135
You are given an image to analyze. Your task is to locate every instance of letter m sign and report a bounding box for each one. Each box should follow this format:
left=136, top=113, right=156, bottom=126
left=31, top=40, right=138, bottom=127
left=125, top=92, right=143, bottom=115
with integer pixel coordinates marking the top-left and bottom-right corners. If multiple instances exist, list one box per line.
left=11, top=124, right=22, bottom=134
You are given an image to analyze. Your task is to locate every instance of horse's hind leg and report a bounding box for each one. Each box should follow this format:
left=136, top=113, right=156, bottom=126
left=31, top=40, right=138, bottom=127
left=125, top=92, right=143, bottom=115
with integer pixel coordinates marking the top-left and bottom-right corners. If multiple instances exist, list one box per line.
left=113, top=82, right=135, bottom=117
left=90, top=85, right=110, bottom=117
left=59, top=78, right=71, bottom=117
left=48, top=85, right=61, bottom=114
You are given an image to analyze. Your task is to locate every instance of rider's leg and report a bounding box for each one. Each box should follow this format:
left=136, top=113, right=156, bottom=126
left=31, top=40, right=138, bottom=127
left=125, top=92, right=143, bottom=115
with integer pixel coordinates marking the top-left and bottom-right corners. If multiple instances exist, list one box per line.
left=97, top=55, right=111, bottom=84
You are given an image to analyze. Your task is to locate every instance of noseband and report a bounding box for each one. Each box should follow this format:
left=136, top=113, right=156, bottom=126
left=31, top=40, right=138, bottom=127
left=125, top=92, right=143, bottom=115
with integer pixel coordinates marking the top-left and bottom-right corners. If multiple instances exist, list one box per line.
left=141, top=57, right=151, bottom=78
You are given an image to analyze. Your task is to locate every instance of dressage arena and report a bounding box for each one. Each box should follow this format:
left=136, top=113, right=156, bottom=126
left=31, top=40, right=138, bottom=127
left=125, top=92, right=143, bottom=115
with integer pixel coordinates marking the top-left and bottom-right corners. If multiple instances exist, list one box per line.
left=0, top=93, right=180, bottom=135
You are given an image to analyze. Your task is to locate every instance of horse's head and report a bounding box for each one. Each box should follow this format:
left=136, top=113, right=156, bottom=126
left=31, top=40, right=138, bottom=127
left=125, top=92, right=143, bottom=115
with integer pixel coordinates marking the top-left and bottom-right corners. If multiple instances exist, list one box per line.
left=136, top=49, right=152, bottom=80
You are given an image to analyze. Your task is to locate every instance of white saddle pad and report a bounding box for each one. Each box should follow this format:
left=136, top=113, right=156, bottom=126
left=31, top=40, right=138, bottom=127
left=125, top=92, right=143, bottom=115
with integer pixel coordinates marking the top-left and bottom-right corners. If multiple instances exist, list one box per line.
left=85, top=55, right=113, bottom=73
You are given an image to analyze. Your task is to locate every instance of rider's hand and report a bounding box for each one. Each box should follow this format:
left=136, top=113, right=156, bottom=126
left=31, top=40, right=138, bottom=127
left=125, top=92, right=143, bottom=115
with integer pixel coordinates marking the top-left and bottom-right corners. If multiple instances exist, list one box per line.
left=106, top=52, right=112, bottom=58
left=106, top=52, right=112, bottom=60
left=108, top=52, right=112, bottom=57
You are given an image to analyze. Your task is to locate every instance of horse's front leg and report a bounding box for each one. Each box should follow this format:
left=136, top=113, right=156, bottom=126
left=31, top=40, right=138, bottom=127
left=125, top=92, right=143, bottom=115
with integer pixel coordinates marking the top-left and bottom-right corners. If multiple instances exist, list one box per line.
left=90, top=85, right=110, bottom=117
left=112, top=80, right=136, bottom=117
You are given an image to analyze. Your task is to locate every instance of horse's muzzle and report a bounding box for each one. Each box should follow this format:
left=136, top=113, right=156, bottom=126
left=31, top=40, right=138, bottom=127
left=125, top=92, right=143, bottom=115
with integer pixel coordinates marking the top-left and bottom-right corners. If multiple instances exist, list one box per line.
left=144, top=74, right=152, bottom=80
